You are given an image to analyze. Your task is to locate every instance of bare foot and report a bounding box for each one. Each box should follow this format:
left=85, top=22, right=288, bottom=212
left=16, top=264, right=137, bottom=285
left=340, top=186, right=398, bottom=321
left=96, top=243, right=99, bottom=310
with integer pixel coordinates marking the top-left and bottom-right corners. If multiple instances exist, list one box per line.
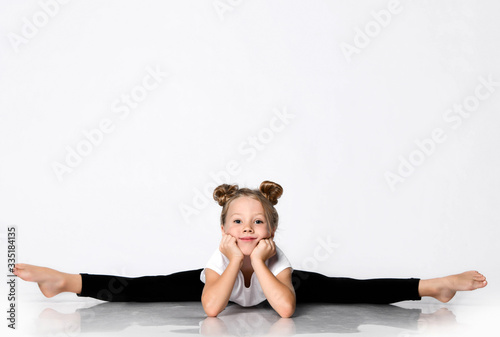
left=13, top=264, right=81, bottom=297
left=419, top=271, right=488, bottom=303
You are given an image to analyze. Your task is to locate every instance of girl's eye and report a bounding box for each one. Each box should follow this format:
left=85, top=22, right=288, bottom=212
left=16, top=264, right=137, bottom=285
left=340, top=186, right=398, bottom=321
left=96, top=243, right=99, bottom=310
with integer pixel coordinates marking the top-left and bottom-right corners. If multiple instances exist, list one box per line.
left=255, top=220, right=264, bottom=224
left=234, top=220, right=242, bottom=224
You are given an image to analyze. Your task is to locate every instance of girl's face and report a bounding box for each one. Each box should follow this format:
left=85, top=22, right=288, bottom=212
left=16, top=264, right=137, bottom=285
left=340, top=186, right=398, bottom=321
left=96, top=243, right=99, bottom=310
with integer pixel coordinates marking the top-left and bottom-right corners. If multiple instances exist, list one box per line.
left=222, top=196, right=274, bottom=256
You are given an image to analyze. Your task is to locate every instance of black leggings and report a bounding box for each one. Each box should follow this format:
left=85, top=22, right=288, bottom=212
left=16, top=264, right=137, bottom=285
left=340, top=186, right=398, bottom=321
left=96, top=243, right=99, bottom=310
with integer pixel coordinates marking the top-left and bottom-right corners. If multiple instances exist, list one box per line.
left=77, top=269, right=421, bottom=304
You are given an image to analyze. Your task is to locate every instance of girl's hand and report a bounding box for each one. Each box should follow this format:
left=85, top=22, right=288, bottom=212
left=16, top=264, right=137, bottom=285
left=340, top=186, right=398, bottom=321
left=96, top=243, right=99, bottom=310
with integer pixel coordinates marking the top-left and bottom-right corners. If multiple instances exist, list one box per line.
left=250, top=238, right=276, bottom=263
left=219, top=234, right=244, bottom=264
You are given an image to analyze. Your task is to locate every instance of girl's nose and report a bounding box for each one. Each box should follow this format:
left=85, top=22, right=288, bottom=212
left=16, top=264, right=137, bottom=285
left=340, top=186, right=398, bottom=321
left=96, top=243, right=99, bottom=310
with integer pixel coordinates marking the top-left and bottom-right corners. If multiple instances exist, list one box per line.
left=243, top=224, right=254, bottom=233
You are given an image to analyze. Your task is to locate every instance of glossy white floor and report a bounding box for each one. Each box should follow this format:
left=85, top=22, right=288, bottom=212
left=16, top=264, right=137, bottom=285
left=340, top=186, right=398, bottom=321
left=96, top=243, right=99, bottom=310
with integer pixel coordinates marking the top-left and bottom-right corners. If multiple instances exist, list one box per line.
left=6, top=288, right=498, bottom=337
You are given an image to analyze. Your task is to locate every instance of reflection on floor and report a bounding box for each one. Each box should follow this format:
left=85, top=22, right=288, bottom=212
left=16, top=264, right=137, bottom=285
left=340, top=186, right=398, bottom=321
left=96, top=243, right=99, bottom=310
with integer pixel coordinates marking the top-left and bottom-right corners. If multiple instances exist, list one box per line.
left=13, top=294, right=499, bottom=337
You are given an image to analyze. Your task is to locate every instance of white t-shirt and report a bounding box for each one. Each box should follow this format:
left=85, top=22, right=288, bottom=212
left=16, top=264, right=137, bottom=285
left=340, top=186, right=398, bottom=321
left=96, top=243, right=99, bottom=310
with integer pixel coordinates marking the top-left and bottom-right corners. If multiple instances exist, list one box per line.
left=200, top=246, right=292, bottom=307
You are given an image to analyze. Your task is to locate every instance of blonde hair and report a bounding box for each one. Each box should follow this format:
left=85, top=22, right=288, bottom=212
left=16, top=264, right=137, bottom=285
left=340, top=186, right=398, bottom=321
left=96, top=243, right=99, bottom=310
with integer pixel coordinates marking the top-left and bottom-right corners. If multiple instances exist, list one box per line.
left=213, top=181, right=283, bottom=233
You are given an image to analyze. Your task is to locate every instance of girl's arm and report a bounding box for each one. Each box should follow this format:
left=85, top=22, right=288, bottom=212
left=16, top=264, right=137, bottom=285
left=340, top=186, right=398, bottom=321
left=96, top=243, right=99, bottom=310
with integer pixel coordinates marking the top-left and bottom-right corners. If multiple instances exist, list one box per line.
left=251, top=239, right=296, bottom=318
left=201, top=234, right=243, bottom=317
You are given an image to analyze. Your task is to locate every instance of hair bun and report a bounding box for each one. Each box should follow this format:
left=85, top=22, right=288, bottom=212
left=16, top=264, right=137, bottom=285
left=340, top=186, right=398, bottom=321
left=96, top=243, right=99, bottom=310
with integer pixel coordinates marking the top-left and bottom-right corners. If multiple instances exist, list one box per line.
left=213, top=184, right=239, bottom=206
left=259, top=181, right=283, bottom=206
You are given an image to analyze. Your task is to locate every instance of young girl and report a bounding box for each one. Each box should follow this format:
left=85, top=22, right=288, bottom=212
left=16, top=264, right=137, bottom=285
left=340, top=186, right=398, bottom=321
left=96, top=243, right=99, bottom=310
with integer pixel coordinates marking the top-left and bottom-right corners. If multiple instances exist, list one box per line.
left=14, top=181, right=488, bottom=318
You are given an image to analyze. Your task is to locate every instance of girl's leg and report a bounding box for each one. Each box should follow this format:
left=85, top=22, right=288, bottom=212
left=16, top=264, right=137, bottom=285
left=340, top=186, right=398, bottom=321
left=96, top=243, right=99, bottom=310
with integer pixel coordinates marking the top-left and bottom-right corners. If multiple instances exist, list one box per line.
left=292, top=270, right=421, bottom=304
left=292, top=270, right=487, bottom=304
left=14, top=264, right=204, bottom=302
left=78, top=269, right=204, bottom=302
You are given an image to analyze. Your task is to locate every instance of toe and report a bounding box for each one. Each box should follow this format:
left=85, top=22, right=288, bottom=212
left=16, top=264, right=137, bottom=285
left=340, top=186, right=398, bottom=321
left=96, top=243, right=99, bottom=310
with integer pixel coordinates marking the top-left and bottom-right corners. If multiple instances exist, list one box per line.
left=473, top=280, right=487, bottom=289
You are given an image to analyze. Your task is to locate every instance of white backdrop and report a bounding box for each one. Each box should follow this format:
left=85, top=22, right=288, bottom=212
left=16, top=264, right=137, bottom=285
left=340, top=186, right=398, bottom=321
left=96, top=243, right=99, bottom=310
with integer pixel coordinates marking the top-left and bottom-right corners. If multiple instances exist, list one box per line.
left=1, top=0, right=499, bottom=302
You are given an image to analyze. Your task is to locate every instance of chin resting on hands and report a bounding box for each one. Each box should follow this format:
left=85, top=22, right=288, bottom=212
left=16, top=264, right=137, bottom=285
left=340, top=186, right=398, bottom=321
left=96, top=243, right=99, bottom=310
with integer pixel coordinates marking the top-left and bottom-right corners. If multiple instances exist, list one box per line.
left=250, top=238, right=276, bottom=262
left=219, top=233, right=244, bottom=262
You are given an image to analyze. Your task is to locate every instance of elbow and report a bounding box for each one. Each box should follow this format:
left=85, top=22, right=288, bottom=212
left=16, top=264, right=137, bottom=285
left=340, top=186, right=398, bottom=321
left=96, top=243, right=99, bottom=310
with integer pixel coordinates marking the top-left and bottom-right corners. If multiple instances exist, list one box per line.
left=275, top=290, right=296, bottom=318
left=204, top=308, right=220, bottom=317
left=278, top=308, right=295, bottom=318
left=202, top=296, right=223, bottom=317
left=277, top=302, right=295, bottom=318
left=202, top=302, right=221, bottom=317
